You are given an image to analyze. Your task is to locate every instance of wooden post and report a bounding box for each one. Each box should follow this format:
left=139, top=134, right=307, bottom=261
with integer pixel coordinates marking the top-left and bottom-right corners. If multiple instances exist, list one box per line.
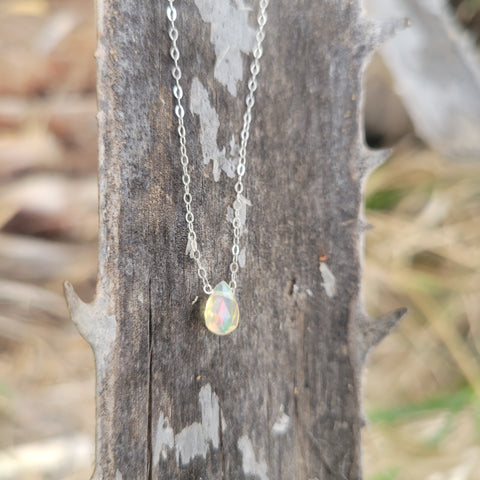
left=65, top=0, right=406, bottom=478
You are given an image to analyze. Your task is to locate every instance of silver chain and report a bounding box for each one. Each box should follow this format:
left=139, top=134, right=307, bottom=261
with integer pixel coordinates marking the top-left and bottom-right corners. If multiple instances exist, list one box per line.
left=167, top=0, right=269, bottom=295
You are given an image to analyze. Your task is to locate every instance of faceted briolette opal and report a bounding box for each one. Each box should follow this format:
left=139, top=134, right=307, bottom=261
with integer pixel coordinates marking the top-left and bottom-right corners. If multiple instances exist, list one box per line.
left=204, top=281, right=239, bottom=335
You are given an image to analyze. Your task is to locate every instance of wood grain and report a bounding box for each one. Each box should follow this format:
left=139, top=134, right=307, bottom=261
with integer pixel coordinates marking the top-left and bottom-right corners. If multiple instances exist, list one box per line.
left=65, top=0, right=406, bottom=478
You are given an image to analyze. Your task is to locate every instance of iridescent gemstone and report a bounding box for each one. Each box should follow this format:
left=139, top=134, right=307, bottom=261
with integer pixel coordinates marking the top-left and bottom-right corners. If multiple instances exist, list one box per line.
left=204, top=281, right=239, bottom=335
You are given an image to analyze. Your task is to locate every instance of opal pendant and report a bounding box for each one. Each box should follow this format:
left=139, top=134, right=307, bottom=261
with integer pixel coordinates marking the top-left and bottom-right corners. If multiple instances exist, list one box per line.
left=204, top=281, right=239, bottom=335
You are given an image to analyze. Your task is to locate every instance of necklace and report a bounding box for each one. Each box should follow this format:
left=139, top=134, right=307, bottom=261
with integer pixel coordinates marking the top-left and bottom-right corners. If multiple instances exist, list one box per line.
left=167, top=0, right=269, bottom=335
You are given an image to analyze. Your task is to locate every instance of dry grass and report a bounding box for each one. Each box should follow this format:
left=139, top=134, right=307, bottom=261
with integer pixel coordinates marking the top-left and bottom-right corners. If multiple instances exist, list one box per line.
left=363, top=139, right=480, bottom=480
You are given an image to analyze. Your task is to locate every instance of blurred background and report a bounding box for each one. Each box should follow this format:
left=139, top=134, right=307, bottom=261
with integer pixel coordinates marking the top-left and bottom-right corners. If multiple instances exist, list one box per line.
left=0, top=0, right=479, bottom=479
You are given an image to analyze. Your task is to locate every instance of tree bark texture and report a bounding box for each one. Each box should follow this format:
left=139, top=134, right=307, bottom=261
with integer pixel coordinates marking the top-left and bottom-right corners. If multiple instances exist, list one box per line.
left=65, top=0, right=406, bottom=479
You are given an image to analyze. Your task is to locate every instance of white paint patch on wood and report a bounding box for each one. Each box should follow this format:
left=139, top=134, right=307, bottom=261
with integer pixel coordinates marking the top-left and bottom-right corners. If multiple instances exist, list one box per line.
left=153, top=413, right=174, bottom=464
left=226, top=193, right=251, bottom=234
left=115, top=470, right=122, bottom=480
left=238, top=248, right=246, bottom=268
left=197, top=383, right=221, bottom=449
left=272, top=413, right=290, bottom=435
left=153, top=384, right=226, bottom=468
left=319, top=262, right=337, bottom=298
left=175, top=382, right=224, bottom=464
left=194, top=0, right=256, bottom=96
left=174, top=424, right=207, bottom=466
left=238, top=435, right=269, bottom=480
left=185, top=234, right=197, bottom=260
left=190, top=77, right=237, bottom=181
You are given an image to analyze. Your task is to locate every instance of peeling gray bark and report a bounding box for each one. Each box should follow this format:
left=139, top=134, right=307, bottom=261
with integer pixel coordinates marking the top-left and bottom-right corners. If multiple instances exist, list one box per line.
left=64, top=0, right=406, bottom=478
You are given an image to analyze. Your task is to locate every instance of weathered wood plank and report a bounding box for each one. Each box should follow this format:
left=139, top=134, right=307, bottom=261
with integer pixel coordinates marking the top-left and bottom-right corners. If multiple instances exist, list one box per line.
left=65, top=0, right=406, bottom=478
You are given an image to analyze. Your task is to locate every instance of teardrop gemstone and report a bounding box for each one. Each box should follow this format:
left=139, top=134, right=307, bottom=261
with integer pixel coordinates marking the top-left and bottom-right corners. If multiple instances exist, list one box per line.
left=204, top=281, right=239, bottom=335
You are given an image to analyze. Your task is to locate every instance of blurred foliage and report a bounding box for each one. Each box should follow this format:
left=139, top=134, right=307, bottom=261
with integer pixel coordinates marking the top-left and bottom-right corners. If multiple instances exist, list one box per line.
left=368, top=386, right=476, bottom=425
left=369, top=469, right=400, bottom=480
left=459, top=0, right=480, bottom=14
left=452, top=0, right=480, bottom=41
left=366, top=187, right=406, bottom=212
left=363, top=144, right=480, bottom=479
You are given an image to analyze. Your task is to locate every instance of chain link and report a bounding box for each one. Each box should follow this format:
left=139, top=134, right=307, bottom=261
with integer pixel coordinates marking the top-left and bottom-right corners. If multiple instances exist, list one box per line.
left=167, top=0, right=269, bottom=295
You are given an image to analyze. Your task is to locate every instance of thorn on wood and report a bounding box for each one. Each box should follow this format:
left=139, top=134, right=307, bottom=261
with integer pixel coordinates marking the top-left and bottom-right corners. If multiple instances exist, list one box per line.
left=63, top=280, right=96, bottom=346
left=361, top=307, right=408, bottom=352
left=359, top=412, right=369, bottom=428
left=63, top=280, right=87, bottom=317
left=361, top=148, right=392, bottom=175
left=374, top=17, right=411, bottom=47
left=358, top=219, right=374, bottom=233
left=360, top=17, right=409, bottom=55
